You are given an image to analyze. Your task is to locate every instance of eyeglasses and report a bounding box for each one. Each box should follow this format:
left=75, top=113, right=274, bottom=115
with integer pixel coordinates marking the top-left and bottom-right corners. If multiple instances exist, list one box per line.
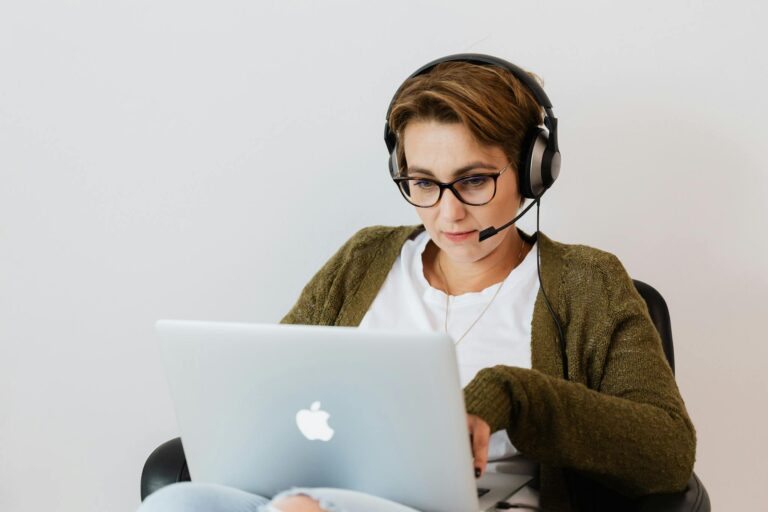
left=392, top=162, right=511, bottom=208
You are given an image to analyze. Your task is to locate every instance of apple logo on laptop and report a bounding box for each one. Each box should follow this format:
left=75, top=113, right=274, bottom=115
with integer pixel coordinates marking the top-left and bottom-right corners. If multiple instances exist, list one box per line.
left=296, top=401, right=335, bottom=441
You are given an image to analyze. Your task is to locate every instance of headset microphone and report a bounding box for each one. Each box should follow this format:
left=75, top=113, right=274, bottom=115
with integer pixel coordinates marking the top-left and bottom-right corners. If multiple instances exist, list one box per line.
left=478, top=196, right=540, bottom=242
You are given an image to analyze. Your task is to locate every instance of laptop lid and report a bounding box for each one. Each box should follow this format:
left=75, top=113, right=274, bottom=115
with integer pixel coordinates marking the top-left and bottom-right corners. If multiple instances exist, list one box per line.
left=156, top=320, right=524, bottom=512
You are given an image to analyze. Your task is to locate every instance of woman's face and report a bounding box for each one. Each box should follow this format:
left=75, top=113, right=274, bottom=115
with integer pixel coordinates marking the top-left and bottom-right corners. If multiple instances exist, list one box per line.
left=401, top=120, right=523, bottom=265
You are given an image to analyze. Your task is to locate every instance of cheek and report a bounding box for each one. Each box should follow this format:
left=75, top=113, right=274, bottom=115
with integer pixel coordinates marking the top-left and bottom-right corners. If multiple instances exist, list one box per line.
left=414, top=206, right=435, bottom=227
left=413, top=207, right=447, bottom=241
left=505, top=176, right=522, bottom=206
left=491, top=180, right=522, bottom=215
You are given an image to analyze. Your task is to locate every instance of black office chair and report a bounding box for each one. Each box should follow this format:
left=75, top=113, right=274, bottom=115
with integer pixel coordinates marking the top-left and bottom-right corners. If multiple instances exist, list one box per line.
left=140, top=280, right=710, bottom=511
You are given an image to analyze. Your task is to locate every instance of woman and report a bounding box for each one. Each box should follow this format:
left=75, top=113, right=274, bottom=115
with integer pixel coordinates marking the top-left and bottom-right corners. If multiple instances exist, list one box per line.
left=139, top=55, right=696, bottom=512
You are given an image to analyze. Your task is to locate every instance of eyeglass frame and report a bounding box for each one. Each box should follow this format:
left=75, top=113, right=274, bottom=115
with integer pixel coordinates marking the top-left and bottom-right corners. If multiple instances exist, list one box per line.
left=392, top=162, right=512, bottom=208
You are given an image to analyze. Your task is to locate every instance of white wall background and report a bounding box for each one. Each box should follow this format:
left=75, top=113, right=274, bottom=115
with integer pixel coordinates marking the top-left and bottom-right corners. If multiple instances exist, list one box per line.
left=1, top=1, right=766, bottom=510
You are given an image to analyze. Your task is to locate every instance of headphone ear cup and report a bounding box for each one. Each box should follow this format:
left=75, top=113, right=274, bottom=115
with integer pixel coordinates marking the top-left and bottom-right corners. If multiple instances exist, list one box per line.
left=389, top=144, right=399, bottom=178
left=384, top=123, right=400, bottom=178
left=519, top=127, right=558, bottom=198
left=518, top=127, right=542, bottom=198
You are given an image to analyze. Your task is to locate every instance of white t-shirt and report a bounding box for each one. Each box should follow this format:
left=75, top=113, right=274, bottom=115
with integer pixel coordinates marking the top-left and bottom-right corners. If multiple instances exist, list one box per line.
left=358, top=229, right=540, bottom=460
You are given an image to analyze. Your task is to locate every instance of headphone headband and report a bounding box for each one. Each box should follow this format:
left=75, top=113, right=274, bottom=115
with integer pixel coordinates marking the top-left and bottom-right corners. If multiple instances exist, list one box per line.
left=385, top=53, right=553, bottom=123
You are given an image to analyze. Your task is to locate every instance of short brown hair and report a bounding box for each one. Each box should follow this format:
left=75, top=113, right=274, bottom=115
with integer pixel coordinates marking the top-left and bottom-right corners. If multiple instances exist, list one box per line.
left=387, top=61, right=544, bottom=208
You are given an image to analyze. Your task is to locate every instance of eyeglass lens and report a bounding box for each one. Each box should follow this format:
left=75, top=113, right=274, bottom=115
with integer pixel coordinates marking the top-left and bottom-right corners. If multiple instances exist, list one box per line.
left=398, top=175, right=496, bottom=207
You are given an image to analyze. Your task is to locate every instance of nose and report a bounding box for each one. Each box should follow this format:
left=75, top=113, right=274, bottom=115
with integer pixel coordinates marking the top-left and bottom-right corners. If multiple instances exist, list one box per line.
left=438, top=187, right=467, bottom=222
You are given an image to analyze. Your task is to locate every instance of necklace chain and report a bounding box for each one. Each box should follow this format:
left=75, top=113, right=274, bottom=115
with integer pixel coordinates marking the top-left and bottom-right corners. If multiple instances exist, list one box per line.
left=436, top=238, right=527, bottom=347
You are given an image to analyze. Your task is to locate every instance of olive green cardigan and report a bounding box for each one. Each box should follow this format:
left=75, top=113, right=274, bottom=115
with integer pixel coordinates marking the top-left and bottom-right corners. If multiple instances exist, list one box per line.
left=280, top=224, right=696, bottom=511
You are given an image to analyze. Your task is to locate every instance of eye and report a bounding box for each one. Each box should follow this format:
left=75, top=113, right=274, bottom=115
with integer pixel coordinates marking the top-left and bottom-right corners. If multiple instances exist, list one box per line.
left=460, top=176, right=491, bottom=187
left=413, top=179, right=436, bottom=189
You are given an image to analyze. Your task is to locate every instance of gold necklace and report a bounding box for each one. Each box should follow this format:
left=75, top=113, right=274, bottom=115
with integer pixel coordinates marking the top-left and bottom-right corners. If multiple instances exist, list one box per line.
left=436, top=239, right=527, bottom=347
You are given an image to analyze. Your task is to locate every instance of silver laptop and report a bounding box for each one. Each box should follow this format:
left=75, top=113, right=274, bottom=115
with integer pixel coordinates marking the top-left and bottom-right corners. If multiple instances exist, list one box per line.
left=156, top=320, right=532, bottom=512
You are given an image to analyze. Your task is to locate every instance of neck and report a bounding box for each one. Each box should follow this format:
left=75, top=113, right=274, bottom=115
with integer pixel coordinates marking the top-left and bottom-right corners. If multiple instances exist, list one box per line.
left=431, top=228, right=529, bottom=295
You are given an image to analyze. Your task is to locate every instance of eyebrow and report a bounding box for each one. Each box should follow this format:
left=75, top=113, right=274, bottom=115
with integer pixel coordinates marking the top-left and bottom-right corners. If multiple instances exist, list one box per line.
left=406, top=161, right=499, bottom=178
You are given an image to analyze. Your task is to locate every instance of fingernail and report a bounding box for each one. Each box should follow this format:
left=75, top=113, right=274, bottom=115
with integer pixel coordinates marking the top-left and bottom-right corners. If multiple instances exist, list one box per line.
left=475, top=468, right=481, bottom=478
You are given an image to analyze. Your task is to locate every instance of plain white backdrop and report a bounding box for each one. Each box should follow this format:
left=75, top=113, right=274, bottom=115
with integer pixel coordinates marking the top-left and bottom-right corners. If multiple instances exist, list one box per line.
left=1, top=1, right=766, bottom=510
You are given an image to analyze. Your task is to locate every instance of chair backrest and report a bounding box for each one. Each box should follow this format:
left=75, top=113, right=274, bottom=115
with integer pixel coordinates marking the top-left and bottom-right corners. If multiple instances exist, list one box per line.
left=632, top=279, right=675, bottom=374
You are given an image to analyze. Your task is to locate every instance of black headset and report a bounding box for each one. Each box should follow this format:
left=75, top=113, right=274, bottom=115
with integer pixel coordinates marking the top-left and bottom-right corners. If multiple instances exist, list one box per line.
left=383, top=53, right=561, bottom=199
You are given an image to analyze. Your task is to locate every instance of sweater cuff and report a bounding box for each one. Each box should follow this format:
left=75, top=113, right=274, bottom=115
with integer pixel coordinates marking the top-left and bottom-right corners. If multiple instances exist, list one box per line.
left=463, top=366, right=515, bottom=434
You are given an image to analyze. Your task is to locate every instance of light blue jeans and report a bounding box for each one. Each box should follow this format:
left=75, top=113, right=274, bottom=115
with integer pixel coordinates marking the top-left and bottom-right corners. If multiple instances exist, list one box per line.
left=137, top=482, right=421, bottom=512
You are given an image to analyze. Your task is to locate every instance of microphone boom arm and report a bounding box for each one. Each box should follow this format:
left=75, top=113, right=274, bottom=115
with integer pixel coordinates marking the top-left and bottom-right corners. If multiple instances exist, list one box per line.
left=478, top=196, right=541, bottom=242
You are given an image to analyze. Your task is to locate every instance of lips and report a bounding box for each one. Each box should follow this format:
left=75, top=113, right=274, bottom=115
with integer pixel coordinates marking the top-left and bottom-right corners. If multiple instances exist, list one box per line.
left=443, top=230, right=476, bottom=242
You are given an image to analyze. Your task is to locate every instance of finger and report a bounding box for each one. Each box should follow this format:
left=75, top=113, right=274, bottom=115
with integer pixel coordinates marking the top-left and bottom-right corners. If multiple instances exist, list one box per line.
left=466, top=415, right=475, bottom=454
left=472, top=427, right=490, bottom=477
left=467, top=416, right=475, bottom=443
left=467, top=420, right=480, bottom=478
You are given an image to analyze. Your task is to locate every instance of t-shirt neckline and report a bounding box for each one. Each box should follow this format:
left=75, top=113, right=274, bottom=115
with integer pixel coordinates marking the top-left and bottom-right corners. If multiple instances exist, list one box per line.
left=409, top=230, right=537, bottom=307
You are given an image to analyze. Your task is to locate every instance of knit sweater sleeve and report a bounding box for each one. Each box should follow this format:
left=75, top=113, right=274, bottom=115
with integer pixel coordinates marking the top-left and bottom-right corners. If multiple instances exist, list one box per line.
left=279, top=232, right=359, bottom=326
left=463, top=252, right=696, bottom=498
left=279, top=226, right=395, bottom=326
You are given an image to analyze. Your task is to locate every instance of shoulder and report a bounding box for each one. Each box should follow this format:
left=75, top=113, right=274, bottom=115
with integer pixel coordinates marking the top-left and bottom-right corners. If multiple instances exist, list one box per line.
left=281, top=224, right=422, bottom=325
left=540, top=232, right=627, bottom=275
left=312, top=224, right=423, bottom=285
left=344, top=224, right=418, bottom=244
left=336, top=224, right=424, bottom=261
left=537, top=232, right=634, bottom=301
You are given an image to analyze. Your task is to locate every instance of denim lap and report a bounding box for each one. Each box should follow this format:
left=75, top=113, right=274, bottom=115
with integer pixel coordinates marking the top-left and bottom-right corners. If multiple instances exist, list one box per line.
left=137, top=482, right=349, bottom=512
left=137, top=482, right=419, bottom=512
left=138, top=482, right=271, bottom=512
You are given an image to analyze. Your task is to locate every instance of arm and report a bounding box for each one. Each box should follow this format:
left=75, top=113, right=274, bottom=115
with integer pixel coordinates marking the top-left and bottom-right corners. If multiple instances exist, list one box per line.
left=280, top=226, right=397, bottom=326
left=279, top=233, right=357, bottom=326
left=463, top=253, right=696, bottom=497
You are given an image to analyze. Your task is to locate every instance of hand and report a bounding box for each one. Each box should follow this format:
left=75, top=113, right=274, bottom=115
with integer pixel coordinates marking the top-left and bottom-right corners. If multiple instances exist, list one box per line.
left=466, top=413, right=491, bottom=478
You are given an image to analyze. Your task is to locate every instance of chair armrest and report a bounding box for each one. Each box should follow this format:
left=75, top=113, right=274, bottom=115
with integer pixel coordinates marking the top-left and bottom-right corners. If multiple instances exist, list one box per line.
left=636, top=473, right=710, bottom=512
left=140, top=437, right=191, bottom=501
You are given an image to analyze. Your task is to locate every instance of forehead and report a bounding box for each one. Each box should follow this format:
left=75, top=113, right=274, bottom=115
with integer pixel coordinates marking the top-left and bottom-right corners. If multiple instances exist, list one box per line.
left=402, top=121, right=504, bottom=165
